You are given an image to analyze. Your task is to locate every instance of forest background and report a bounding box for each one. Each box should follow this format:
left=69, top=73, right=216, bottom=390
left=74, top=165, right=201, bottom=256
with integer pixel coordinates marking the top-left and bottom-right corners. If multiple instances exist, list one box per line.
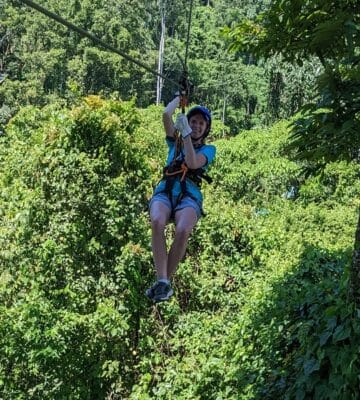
left=0, top=0, right=359, bottom=399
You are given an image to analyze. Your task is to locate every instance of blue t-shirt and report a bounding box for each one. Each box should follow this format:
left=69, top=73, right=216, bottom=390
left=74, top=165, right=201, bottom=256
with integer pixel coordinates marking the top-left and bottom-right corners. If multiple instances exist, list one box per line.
left=154, top=137, right=216, bottom=204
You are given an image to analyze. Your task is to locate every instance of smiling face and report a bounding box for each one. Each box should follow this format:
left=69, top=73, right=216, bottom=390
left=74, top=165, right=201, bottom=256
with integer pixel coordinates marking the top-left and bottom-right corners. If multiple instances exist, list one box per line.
left=188, top=113, right=208, bottom=142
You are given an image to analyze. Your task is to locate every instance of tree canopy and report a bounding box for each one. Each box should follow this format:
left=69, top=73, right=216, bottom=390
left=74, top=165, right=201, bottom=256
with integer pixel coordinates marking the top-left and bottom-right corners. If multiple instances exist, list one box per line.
left=224, top=0, right=360, bottom=165
left=1, top=0, right=318, bottom=133
left=1, top=1, right=360, bottom=398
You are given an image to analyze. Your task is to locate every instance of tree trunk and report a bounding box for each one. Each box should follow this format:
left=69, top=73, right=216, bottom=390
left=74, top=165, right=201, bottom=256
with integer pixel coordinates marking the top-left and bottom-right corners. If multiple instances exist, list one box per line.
left=350, top=210, right=360, bottom=308
left=156, top=1, right=166, bottom=105
left=222, top=94, right=227, bottom=124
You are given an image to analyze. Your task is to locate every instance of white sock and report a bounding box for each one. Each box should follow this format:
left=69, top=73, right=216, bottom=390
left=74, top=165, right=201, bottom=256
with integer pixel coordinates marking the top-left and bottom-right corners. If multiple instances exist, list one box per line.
left=158, top=278, right=170, bottom=285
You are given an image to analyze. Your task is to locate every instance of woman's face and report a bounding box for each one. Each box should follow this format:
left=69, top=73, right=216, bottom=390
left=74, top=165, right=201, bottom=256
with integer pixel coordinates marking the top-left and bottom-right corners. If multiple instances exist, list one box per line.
left=189, top=113, right=208, bottom=141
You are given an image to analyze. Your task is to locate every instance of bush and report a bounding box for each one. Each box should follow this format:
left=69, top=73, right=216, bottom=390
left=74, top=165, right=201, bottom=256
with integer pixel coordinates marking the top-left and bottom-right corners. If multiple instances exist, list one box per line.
left=1, top=101, right=359, bottom=399
left=0, top=96, right=153, bottom=398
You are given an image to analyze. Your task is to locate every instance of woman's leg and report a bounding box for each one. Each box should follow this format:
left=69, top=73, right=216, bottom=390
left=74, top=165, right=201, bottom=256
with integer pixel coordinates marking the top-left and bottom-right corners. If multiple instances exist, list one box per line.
left=150, top=201, right=171, bottom=279
left=167, top=207, right=198, bottom=278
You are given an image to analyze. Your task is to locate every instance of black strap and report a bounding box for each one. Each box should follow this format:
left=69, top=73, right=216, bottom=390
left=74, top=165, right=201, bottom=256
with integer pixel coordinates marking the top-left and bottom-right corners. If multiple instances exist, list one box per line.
left=159, top=163, right=211, bottom=218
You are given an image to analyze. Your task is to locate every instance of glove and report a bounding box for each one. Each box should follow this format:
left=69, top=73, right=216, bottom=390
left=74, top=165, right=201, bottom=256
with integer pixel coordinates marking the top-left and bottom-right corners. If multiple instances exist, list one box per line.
left=164, top=95, right=180, bottom=115
left=174, top=113, right=192, bottom=138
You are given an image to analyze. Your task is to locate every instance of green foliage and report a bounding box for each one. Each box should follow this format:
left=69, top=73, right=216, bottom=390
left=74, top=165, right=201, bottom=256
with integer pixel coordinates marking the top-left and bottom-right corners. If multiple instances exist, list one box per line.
left=0, top=96, right=153, bottom=398
left=224, top=1, right=360, bottom=359
left=1, top=96, right=360, bottom=398
left=287, top=74, right=360, bottom=166
left=132, top=114, right=359, bottom=399
left=1, top=0, right=156, bottom=112
left=224, top=0, right=360, bottom=165
left=1, top=1, right=360, bottom=398
left=1, top=0, right=318, bottom=134
left=211, top=121, right=299, bottom=204
left=224, top=0, right=359, bottom=63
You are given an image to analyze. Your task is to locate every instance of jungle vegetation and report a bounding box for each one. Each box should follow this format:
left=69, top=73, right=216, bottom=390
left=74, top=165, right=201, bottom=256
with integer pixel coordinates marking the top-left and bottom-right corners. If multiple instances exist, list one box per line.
left=0, top=0, right=359, bottom=398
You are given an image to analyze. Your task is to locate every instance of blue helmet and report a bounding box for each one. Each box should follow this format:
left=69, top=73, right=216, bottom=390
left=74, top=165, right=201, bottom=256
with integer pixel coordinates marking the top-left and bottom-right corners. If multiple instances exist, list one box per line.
left=186, top=106, right=212, bottom=138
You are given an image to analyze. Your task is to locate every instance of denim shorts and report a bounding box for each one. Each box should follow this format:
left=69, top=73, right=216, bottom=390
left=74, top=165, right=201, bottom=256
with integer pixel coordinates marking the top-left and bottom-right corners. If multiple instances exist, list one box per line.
left=149, top=193, right=202, bottom=219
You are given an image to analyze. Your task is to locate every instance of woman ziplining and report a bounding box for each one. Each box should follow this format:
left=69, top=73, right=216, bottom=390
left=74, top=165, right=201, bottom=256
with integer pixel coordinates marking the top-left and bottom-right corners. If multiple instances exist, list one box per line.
left=146, top=95, right=216, bottom=303
left=17, top=0, right=216, bottom=304
left=146, top=0, right=216, bottom=302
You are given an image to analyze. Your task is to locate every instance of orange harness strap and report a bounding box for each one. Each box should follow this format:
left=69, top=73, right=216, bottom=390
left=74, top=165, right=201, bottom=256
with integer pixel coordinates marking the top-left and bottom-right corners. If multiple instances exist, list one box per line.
left=164, top=162, right=188, bottom=182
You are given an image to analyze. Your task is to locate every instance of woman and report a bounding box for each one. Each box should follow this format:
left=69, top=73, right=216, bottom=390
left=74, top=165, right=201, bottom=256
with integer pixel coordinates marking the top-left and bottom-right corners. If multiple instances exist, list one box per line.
left=146, top=95, right=216, bottom=303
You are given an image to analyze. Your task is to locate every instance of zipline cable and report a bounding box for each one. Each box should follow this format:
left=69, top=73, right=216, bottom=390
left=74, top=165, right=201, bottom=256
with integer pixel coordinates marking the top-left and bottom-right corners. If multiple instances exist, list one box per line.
left=178, top=0, right=194, bottom=112
left=184, top=0, right=194, bottom=73
left=17, top=0, right=180, bottom=89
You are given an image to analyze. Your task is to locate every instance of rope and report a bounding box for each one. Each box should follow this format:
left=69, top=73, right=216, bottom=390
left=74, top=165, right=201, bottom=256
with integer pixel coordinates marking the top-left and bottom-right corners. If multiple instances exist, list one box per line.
left=165, top=162, right=188, bottom=181
left=17, top=0, right=180, bottom=89
left=179, top=0, right=194, bottom=113
left=184, top=0, right=194, bottom=72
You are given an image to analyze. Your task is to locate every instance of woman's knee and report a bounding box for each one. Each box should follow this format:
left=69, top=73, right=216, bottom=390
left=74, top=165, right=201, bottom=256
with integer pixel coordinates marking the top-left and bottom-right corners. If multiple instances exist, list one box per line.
left=174, top=208, right=198, bottom=240
left=175, top=223, right=193, bottom=241
left=151, top=214, right=167, bottom=232
left=150, top=202, right=171, bottom=231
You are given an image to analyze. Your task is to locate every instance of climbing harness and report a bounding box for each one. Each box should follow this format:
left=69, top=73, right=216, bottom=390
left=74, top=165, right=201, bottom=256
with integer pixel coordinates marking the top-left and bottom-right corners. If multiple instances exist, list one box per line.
left=161, top=160, right=213, bottom=218
left=159, top=134, right=213, bottom=219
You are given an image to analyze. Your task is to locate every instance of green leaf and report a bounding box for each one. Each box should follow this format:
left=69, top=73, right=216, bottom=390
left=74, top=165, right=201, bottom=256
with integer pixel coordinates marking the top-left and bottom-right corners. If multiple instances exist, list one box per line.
left=332, top=324, right=351, bottom=343
left=319, top=330, right=332, bottom=347
left=304, top=358, right=320, bottom=376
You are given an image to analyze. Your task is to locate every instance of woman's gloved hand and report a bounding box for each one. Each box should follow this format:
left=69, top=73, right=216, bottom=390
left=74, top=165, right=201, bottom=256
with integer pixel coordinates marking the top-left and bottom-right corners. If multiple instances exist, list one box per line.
left=164, top=95, right=180, bottom=115
left=174, top=114, right=192, bottom=138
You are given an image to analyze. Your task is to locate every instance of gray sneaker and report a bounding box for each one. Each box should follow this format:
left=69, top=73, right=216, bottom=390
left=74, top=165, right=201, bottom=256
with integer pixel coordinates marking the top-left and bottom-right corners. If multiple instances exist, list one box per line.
left=145, top=281, right=159, bottom=300
left=146, top=281, right=173, bottom=303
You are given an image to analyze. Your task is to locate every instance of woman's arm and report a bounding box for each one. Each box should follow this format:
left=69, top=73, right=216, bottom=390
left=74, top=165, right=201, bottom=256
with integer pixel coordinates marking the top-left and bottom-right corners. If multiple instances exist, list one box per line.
left=182, top=136, right=207, bottom=169
left=174, top=113, right=207, bottom=169
left=163, top=96, right=180, bottom=138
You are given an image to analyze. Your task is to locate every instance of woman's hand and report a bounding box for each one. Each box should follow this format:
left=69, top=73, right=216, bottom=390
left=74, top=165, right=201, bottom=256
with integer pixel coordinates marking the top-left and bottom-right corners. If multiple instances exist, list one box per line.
left=163, top=96, right=180, bottom=137
left=174, top=114, right=192, bottom=138
left=164, top=96, right=180, bottom=115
